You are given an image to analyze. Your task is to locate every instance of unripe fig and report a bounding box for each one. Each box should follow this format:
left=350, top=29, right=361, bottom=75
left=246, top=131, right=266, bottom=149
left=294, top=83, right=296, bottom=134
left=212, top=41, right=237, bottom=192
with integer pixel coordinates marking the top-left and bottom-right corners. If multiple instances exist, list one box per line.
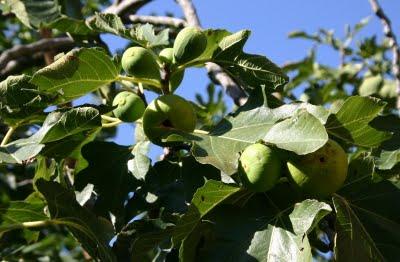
left=159, top=47, right=174, bottom=64
left=159, top=48, right=185, bottom=91
left=287, top=139, right=348, bottom=198
left=112, top=91, right=145, bottom=122
left=239, top=143, right=281, bottom=192
left=143, top=94, right=196, bottom=145
left=121, top=46, right=161, bottom=82
left=173, top=27, right=207, bottom=64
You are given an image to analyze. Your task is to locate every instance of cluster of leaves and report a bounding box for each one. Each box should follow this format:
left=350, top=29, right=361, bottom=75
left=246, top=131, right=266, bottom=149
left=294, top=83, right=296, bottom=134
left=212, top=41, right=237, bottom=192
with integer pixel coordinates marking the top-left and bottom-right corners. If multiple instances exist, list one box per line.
left=0, top=1, right=399, bottom=262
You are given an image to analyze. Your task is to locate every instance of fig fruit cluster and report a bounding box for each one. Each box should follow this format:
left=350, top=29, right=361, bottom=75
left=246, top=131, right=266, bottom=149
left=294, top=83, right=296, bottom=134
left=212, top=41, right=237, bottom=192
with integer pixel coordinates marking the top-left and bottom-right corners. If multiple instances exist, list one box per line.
left=112, top=92, right=196, bottom=145
left=114, top=27, right=207, bottom=142
left=239, top=139, right=348, bottom=198
left=120, top=26, right=207, bottom=92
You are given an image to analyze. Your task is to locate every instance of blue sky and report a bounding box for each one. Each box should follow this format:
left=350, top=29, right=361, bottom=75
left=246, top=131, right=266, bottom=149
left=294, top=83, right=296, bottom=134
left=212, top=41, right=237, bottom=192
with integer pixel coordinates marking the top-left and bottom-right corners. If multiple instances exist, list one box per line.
left=99, top=0, right=400, bottom=158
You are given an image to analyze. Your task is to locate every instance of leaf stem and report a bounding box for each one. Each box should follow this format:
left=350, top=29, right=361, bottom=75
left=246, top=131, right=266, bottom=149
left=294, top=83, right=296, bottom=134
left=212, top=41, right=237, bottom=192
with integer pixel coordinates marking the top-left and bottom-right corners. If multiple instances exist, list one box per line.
left=21, top=220, right=50, bottom=228
left=193, top=129, right=209, bottom=135
left=102, top=119, right=122, bottom=128
left=1, top=126, right=15, bottom=146
left=101, top=115, right=120, bottom=122
left=117, top=75, right=162, bottom=89
left=176, top=59, right=209, bottom=72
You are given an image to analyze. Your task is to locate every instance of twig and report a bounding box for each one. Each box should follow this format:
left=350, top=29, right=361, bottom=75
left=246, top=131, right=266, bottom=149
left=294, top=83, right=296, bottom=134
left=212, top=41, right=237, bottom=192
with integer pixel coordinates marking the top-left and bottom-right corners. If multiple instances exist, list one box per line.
left=128, top=15, right=187, bottom=28
left=102, top=120, right=123, bottom=128
left=175, top=0, right=201, bottom=27
left=175, top=0, right=248, bottom=106
left=368, top=0, right=400, bottom=109
left=0, top=37, right=74, bottom=70
left=1, top=126, right=15, bottom=146
left=103, top=0, right=152, bottom=15
left=0, top=0, right=151, bottom=78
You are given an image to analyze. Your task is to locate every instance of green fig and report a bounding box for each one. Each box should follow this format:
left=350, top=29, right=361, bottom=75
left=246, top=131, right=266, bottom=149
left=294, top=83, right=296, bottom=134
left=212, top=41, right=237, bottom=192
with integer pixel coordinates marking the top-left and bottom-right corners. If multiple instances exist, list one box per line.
left=121, top=46, right=161, bottom=82
left=142, top=94, right=196, bottom=145
left=239, top=143, right=281, bottom=192
left=112, top=91, right=145, bottom=122
left=287, top=139, right=348, bottom=198
left=173, top=27, right=207, bottom=64
left=159, top=47, right=185, bottom=91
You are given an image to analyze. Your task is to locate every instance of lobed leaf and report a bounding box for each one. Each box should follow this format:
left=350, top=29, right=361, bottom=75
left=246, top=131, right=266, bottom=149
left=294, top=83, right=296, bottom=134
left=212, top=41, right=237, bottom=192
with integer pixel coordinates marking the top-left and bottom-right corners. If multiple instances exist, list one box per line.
left=289, top=199, right=332, bottom=235
left=31, top=48, right=118, bottom=104
left=326, top=96, right=391, bottom=147
left=334, top=156, right=400, bottom=261
left=5, top=0, right=61, bottom=28
left=172, top=180, right=245, bottom=246
left=36, top=180, right=116, bottom=262
left=213, top=30, right=289, bottom=90
left=264, top=110, right=328, bottom=155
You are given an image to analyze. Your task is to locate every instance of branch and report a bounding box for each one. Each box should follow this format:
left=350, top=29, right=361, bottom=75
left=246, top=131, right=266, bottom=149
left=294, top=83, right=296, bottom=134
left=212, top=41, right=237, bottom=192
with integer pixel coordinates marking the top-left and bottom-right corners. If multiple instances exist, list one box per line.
left=175, top=0, right=201, bottom=27
left=128, top=14, right=187, bottom=27
left=175, top=0, right=248, bottom=106
left=0, top=54, right=44, bottom=78
left=0, top=37, right=74, bottom=70
left=368, top=0, right=400, bottom=109
left=0, top=0, right=153, bottom=78
left=103, top=0, right=152, bottom=15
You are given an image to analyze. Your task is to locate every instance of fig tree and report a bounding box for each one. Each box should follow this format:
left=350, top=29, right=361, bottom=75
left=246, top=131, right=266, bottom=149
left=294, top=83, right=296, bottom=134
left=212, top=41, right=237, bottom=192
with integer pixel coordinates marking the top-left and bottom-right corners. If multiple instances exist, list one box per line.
left=121, top=46, right=161, bottom=82
left=287, top=139, right=348, bottom=198
left=239, top=143, right=281, bottom=192
left=159, top=47, right=185, bottom=91
left=173, top=27, right=207, bottom=64
left=112, top=91, right=145, bottom=122
left=142, top=94, right=196, bottom=145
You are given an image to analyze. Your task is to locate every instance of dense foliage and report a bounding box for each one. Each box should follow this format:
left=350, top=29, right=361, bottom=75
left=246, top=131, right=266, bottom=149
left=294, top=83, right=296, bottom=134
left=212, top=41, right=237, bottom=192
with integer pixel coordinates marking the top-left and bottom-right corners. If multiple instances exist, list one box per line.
left=0, top=1, right=399, bottom=261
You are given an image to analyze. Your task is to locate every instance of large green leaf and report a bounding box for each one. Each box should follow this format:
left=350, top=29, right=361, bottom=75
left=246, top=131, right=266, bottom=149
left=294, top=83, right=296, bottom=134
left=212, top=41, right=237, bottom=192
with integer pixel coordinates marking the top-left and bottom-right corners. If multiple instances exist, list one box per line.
left=36, top=180, right=116, bottom=262
left=179, top=183, right=312, bottom=262
left=172, top=180, right=246, bottom=246
left=5, top=0, right=61, bottom=28
left=0, top=75, right=51, bottom=126
left=31, top=48, right=118, bottom=104
left=0, top=201, right=47, bottom=235
left=190, top=88, right=329, bottom=174
left=264, top=110, right=328, bottom=155
left=326, top=96, right=391, bottom=147
left=0, top=107, right=101, bottom=164
left=212, top=30, right=289, bottom=90
left=333, top=156, right=400, bottom=261
left=75, top=141, right=136, bottom=221
left=289, top=199, right=332, bottom=235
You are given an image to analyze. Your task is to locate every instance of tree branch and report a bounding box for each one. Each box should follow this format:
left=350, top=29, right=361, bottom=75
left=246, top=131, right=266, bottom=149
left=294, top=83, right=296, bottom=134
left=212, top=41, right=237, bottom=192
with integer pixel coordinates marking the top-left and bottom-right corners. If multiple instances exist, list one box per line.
left=128, top=14, right=187, bottom=27
left=103, top=0, right=152, bottom=16
left=368, top=0, right=400, bottom=109
left=175, top=0, right=248, bottom=106
left=0, top=0, right=153, bottom=78
left=0, top=37, right=74, bottom=70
